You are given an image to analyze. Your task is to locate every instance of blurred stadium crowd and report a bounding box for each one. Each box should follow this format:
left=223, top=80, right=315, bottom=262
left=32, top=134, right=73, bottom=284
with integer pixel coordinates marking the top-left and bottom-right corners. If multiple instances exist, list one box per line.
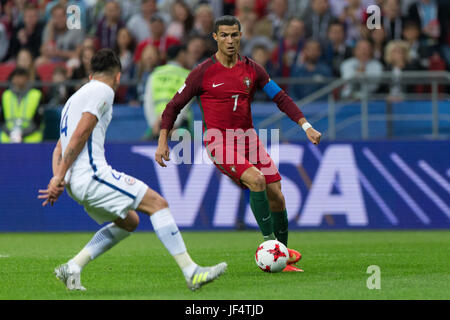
left=0, top=0, right=449, bottom=142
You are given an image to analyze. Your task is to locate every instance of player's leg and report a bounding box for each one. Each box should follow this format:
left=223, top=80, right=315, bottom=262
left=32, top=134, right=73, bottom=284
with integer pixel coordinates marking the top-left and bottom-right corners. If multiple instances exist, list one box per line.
left=240, top=167, right=276, bottom=241
left=137, top=188, right=227, bottom=290
left=265, top=181, right=303, bottom=271
left=55, top=210, right=139, bottom=290
left=266, top=181, right=288, bottom=246
left=69, top=211, right=139, bottom=272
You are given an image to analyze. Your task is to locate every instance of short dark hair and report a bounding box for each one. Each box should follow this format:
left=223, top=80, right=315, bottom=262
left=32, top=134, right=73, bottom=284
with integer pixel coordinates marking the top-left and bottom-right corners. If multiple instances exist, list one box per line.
left=91, top=48, right=122, bottom=75
left=9, top=67, right=29, bottom=81
left=167, top=44, right=187, bottom=61
left=214, top=15, right=241, bottom=34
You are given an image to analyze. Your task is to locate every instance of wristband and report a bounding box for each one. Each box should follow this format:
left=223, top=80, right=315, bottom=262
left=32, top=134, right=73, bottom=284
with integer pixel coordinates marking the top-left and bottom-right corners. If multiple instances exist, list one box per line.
left=302, top=122, right=312, bottom=132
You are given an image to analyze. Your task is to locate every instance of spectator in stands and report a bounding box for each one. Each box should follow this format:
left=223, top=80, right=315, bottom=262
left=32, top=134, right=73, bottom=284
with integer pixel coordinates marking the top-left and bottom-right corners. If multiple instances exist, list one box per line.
left=288, top=0, right=310, bottom=18
left=158, top=0, right=203, bottom=18
left=95, top=0, right=124, bottom=49
left=16, top=48, right=40, bottom=82
left=237, top=7, right=259, bottom=56
left=339, top=0, right=366, bottom=46
left=8, top=0, right=27, bottom=28
left=144, top=44, right=192, bottom=140
left=70, top=45, right=95, bottom=85
left=407, top=0, right=444, bottom=45
left=322, top=21, right=352, bottom=76
left=0, top=21, right=10, bottom=62
left=402, top=20, right=430, bottom=69
left=126, top=0, right=158, bottom=43
left=0, top=1, right=14, bottom=37
left=7, top=3, right=44, bottom=60
left=340, top=39, right=384, bottom=99
left=67, top=44, right=95, bottom=96
left=384, top=40, right=417, bottom=100
left=47, top=65, right=68, bottom=107
left=134, top=14, right=181, bottom=63
left=185, top=35, right=209, bottom=68
left=0, top=68, right=44, bottom=143
left=133, top=44, right=161, bottom=105
left=382, top=0, right=404, bottom=41
left=166, top=0, right=194, bottom=41
left=408, top=0, right=449, bottom=70
left=44, top=0, right=89, bottom=31
left=37, top=3, right=84, bottom=65
left=304, top=0, right=333, bottom=45
left=114, top=27, right=136, bottom=83
left=368, top=25, right=387, bottom=64
left=189, top=4, right=216, bottom=54
left=257, top=0, right=289, bottom=41
left=289, top=40, right=333, bottom=100
left=251, top=43, right=276, bottom=101
left=271, top=17, right=306, bottom=79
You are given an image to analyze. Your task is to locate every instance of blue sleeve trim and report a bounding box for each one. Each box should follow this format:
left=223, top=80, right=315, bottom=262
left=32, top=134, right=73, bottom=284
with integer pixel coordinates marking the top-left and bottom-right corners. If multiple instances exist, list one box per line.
left=263, top=80, right=282, bottom=99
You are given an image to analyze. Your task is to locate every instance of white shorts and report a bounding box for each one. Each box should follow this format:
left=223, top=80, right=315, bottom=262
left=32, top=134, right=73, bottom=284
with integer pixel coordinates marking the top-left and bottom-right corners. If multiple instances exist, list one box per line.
left=66, top=166, right=148, bottom=224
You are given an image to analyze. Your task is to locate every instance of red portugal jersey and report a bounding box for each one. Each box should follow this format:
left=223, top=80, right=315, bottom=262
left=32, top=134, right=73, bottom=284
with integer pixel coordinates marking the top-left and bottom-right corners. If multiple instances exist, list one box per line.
left=161, top=54, right=304, bottom=132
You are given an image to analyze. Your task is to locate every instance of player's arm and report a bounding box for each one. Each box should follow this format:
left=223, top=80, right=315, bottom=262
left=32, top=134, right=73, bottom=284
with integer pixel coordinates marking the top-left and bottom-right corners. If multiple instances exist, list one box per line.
left=55, top=112, right=98, bottom=181
left=156, top=68, right=202, bottom=167
left=256, top=63, right=322, bottom=145
left=52, top=138, right=62, bottom=176
left=38, top=112, right=98, bottom=206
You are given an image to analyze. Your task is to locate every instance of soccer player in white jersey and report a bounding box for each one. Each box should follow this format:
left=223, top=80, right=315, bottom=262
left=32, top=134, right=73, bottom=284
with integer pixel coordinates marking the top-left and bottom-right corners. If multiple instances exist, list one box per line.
left=38, top=49, right=226, bottom=291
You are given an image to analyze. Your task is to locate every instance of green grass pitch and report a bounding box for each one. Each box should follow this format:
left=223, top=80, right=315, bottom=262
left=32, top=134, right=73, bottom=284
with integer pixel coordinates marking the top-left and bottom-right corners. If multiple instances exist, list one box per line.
left=0, top=231, right=448, bottom=300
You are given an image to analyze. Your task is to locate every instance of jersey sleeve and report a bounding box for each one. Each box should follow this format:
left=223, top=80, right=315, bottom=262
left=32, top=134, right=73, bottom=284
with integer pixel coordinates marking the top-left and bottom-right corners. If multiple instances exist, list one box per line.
left=253, top=60, right=305, bottom=123
left=253, top=61, right=271, bottom=89
left=160, top=65, right=204, bottom=131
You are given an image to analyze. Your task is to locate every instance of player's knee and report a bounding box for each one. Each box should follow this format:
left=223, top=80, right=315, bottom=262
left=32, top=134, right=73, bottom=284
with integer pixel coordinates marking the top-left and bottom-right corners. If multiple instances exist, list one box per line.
left=153, top=194, right=169, bottom=211
left=250, top=173, right=266, bottom=191
left=151, top=193, right=169, bottom=213
left=126, top=214, right=139, bottom=232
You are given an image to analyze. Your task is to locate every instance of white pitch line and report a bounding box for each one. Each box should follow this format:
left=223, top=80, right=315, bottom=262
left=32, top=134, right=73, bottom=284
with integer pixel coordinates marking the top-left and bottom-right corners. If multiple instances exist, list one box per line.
left=391, top=153, right=450, bottom=218
left=0, top=254, right=10, bottom=258
left=418, top=160, right=450, bottom=194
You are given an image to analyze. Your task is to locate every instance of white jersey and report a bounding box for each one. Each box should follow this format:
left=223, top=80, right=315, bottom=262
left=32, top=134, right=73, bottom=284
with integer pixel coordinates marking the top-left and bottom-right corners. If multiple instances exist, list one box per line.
left=60, top=79, right=114, bottom=182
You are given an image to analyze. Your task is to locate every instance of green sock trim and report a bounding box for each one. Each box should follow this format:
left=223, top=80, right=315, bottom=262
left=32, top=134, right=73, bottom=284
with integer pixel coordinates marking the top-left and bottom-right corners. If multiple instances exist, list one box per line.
left=249, top=190, right=274, bottom=237
left=272, top=209, right=288, bottom=246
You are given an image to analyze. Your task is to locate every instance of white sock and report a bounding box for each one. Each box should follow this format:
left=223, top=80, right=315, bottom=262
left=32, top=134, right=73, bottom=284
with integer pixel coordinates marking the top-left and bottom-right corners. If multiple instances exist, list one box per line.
left=69, top=223, right=130, bottom=271
left=150, top=208, right=197, bottom=278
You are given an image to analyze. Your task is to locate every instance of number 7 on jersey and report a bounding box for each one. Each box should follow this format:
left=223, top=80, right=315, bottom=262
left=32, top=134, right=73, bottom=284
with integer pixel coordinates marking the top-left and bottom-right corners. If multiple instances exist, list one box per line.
left=232, top=94, right=239, bottom=111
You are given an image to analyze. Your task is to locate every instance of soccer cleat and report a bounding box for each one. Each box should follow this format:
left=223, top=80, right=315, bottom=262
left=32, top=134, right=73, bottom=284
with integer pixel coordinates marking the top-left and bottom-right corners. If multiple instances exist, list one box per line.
left=283, top=264, right=304, bottom=272
left=287, top=248, right=302, bottom=265
left=54, top=263, right=86, bottom=291
left=186, top=262, right=227, bottom=291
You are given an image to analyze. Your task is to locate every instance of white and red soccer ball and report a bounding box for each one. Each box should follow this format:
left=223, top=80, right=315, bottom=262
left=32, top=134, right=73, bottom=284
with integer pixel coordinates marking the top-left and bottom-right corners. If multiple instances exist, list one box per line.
left=255, top=240, right=289, bottom=273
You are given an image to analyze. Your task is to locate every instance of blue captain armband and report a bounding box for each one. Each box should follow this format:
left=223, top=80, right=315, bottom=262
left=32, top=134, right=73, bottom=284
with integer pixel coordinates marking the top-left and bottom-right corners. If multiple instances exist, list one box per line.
left=263, top=80, right=282, bottom=99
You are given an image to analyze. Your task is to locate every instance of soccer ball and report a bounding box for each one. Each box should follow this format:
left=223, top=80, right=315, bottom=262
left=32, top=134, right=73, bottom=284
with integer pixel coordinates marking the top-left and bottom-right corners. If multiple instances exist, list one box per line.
left=255, top=240, right=289, bottom=273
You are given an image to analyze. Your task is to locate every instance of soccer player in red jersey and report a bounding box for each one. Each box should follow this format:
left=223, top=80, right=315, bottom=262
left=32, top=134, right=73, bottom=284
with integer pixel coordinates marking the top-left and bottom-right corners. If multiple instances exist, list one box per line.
left=155, top=16, right=322, bottom=272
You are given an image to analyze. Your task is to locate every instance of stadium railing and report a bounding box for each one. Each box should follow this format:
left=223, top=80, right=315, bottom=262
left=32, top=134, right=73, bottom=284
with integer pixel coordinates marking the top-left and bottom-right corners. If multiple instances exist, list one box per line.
left=262, top=71, right=450, bottom=141
left=0, top=71, right=449, bottom=141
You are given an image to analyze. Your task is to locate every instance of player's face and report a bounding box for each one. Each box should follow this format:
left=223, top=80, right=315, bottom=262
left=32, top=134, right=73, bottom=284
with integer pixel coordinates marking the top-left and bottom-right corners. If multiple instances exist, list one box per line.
left=113, top=72, right=121, bottom=91
left=213, top=24, right=241, bottom=57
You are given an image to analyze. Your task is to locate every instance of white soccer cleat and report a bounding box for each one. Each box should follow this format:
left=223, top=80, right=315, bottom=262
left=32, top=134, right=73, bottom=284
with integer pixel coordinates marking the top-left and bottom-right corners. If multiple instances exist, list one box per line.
left=186, top=262, right=227, bottom=291
left=54, top=263, right=86, bottom=291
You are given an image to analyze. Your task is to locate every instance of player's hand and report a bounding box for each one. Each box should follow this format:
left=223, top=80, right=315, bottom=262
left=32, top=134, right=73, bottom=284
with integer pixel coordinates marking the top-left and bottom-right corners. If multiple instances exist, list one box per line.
left=38, top=175, right=65, bottom=207
left=155, top=144, right=170, bottom=167
left=306, top=127, right=322, bottom=145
